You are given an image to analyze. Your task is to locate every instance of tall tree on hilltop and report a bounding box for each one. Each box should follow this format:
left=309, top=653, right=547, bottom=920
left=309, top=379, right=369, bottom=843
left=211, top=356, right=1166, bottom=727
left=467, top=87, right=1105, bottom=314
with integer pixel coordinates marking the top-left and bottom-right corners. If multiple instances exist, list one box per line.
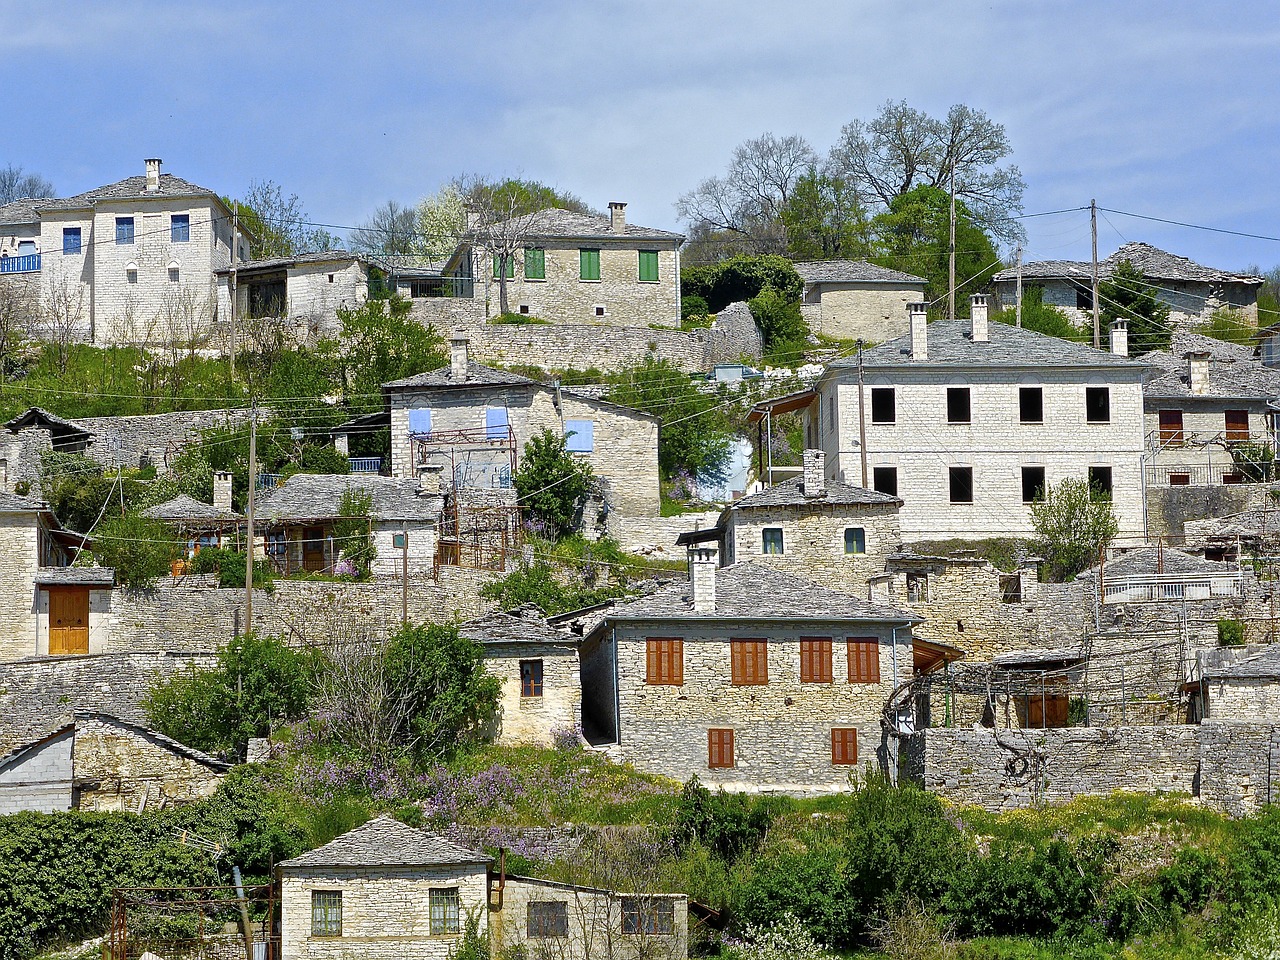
left=225, top=179, right=341, bottom=260
left=349, top=200, right=419, bottom=262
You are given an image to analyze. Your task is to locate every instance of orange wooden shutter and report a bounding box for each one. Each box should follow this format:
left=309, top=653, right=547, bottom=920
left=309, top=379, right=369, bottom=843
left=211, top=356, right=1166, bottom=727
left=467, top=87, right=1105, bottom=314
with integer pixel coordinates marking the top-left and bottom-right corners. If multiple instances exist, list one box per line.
left=831, top=728, right=858, bottom=764
left=673, top=639, right=683, bottom=685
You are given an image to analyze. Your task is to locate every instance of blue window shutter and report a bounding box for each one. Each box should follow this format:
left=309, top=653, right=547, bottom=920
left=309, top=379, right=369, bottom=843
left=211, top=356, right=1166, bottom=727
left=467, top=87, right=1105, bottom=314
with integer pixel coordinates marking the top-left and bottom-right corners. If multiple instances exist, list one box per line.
left=486, top=407, right=508, bottom=440
left=564, top=419, right=594, bottom=452
left=116, top=217, right=134, bottom=244
left=408, top=408, right=432, bottom=433
left=171, top=214, right=190, bottom=242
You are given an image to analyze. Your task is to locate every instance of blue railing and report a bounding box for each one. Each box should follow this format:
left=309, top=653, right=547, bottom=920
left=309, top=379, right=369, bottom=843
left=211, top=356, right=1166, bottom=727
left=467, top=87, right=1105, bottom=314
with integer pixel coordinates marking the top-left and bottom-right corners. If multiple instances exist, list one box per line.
left=0, top=253, right=40, bottom=273
left=349, top=457, right=383, bottom=474
left=256, top=473, right=282, bottom=491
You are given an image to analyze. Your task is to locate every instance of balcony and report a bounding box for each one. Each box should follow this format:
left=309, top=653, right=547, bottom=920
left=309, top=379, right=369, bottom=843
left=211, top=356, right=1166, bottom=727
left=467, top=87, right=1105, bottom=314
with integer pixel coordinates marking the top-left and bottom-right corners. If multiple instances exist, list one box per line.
left=348, top=457, right=383, bottom=475
left=0, top=253, right=40, bottom=274
left=1101, top=571, right=1243, bottom=604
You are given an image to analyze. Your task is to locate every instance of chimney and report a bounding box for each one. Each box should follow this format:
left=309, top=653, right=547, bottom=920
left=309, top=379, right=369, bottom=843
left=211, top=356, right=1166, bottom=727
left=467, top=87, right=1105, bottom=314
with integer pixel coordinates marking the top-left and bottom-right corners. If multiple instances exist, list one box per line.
left=1187, top=351, right=1211, bottom=396
left=213, top=471, right=233, bottom=512
left=450, top=335, right=469, bottom=382
left=608, top=201, right=627, bottom=234
left=145, top=158, right=161, bottom=192
left=1109, top=319, right=1128, bottom=357
left=970, top=294, right=989, bottom=343
left=689, top=547, right=716, bottom=613
left=802, top=448, right=826, bottom=497
left=908, top=302, right=928, bottom=360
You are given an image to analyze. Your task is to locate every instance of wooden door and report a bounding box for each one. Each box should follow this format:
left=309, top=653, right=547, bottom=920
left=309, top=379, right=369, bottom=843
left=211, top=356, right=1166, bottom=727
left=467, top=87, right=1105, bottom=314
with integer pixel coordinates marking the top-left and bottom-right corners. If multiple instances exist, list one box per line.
left=302, top=527, right=327, bottom=571
left=1158, top=409, right=1184, bottom=444
left=48, top=587, right=89, bottom=655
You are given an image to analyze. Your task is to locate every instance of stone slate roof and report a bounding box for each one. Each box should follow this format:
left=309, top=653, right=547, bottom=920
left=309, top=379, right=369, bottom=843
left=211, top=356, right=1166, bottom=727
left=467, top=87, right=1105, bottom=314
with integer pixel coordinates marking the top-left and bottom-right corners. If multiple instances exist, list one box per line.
left=794, top=260, right=926, bottom=285
left=279, top=815, right=489, bottom=869
left=4, top=407, right=94, bottom=440
left=0, top=491, right=46, bottom=514
left=35, top=566, right=115, bottom=586
left=1185, top=508, right=1280, bottom=542
left=1079, top=547, right=1237, bottom=580
left=1142, top=332, right=1280, bottom=402
left=481, top=207, right=684, bottom=243
left=0, top=199, right=40, bottom=226
left=383, top=362, right=536, bottom=391
left=607, top=562, right=917, bottom=623
left=994, top=242, right=1263, bottom=285
left=732, top=475, right=902, bottom=509
left=256, top=474, right=441, bottom=524
left=459, top=605, right=575, bottom=646
left=36, top=174, right=219, bottom=211
left=142, top=494, right=242, bottom=523
left=214, top=250, right=367, bottom=275
left=69, top=711, right=230, bottom=770
left=1204, top=644, right=1280, bottom=681
left=834, top=318, right=1145, bottom=370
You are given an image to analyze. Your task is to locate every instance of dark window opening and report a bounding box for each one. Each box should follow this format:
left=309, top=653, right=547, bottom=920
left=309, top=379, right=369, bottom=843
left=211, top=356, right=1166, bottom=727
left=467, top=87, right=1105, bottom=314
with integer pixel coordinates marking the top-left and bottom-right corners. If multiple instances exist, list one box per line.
left=949, top=466, right=974, bottom=503
left=520, top=659, right=543, bottom=698
left=870, top=387, right=896, bottom=424
left=1075, top=284, right=1093, bottom=310
left=1019, top=387, right=1043, bottom=424
left=1086, top=387, right=1110, bottom=423
left=872, top=466, right=898, bottom=497
left=1021, top=466, right=1046, bottom=504
left=1089, top=466, right=1113, bottom=500
left=946, top=387, right=971, bottom=424
left=528, top=901, right=569, bottom=939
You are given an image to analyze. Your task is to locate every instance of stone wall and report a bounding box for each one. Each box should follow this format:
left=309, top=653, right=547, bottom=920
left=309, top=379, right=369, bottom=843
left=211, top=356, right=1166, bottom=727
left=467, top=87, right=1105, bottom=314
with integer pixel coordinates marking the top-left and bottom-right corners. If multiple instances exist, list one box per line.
left=0, top=428, right=50, bottom=492
left=0, top=729, right=73, bottom=814
left=1150, top=482, right=1279, bottom=541
left=609, top=511, right=722, bottom=558
left=1206, top=676, right=1280, bottom=722
left=79, top=407, right=258, bottom=471
left=0, top=512, right=41, bottom=663
left=72, top=714, right=226, bottom=812
left=802, top=282, right=925, bottom=343
left=918, top=725, right=1202, bottom=810
left=484, top=642, right=580, bottom=747
left=1198, top=720, right=1280, bottom=816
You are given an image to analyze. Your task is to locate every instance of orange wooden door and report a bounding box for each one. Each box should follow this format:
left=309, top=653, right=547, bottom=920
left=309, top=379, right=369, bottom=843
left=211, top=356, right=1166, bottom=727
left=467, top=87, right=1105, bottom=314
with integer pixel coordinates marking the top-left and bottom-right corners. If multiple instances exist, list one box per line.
left=48, top=587, right=89, bottom=655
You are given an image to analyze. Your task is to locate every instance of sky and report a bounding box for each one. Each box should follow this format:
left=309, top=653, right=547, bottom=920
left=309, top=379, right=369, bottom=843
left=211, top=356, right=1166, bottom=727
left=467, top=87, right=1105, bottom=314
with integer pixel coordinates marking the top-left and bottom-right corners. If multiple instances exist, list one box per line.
left=5, top=0, right=1280, bottom=272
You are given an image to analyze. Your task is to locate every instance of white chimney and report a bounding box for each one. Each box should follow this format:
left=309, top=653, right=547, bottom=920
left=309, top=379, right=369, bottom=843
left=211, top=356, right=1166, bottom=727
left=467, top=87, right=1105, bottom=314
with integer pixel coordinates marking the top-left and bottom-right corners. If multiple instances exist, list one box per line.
left=908, top=302, right=928, bottom=360
left=608, top=201, right=627, bottom=234
left=802, top=448, right=826, bottom=498
left=690, top=547, right=716, bottom=613
left=970, top=294, right=989, bottom=343
left=1187, top=351, right=1211, bottom=396
left=1109, top=319, right=1128, bottom=357
left=145, top=158, right=161, bottom=192
left=213, top=471, right=233, bottom=512
left=450, top=335, right=469, bottom=382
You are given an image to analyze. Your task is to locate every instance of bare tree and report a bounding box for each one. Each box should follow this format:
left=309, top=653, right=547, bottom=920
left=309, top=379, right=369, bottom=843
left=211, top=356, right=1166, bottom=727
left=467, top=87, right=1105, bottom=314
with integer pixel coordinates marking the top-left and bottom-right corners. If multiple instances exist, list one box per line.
left=232, top=179, right=342, bottom=259
left=349, top=200, right=420, bottom=262
left=461, top=176, right=549, bottom=316
left=310, top=630, right=415, bottom=767
left=158, top=283, right=216, bottom=366
left=0, top=277, right=37, bottom=385
left=38, top=271, right=87, bottom=372
left=0, top=164, right=55, bottom=204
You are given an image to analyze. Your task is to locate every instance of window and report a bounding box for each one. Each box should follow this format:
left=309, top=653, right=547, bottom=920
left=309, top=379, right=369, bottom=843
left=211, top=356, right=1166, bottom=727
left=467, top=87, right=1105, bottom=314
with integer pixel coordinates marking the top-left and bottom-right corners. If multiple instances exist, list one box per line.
left=1085, top=387, right=1110, bottom=423
left=1075, top=285, right=1093, bottom=310
left=731, top=639, right=768, bottom=685
left=564, top=419, right=594, bottom=452
left=1021, top=466, right=1046, bottom=504
left=847, top=638, right=881, bottom=683
left=580, top=248, right=601, bottom=281
left=486, top=406, right=508, bottom=440
left=594, top=305, right=606, bottom=317
left=946, top=387, right=971, bottom=424
left=408, top=408, right=432, bottom=434
left=429, top=888, right=461, bottom=936
left=170, top=214, right=190, bottom=242
left=871, top=387, right=895, bottom=423
left=311, top=891, right=342, bottom=937
left=622, top=898, right=676, bottom=936
left=831, top=728, right=858, bottom=765
left=707, top=729, right=735, bottom=769
left=168, top=262, right=180, bottom=283
left=524, top=247, right=545, bottom=280
left=62, top=227, right=81, bottom=255
left=844, top=527, right=866, bottom=555
left=1000, top=574, right=1023, bottom=603
left=1169, top=472, right=1191, bottom=486
left=1224, top=472, right=1245, bottom=484
left=645, top=638, right=683, bottom=685
left=520, top=659, right=543, bottom=698
left=126, top=264, right=138, bottom=284
left=761, top=527, right=783, bottom=554
left=1089, top=466, right=1113, bottom=500
left=328, top=274, right=334, bottom=283
left=800, top=637, right=833, bottom=683
left=638, top=250, right=659, bottom=282
left=528, top=901, right=568, bottom=938
left=1226, top=410, right=1250, bottom=442
left=492, top=254, right=515, bottom=280
left=949, top=466, right=974, bottom=503
left=115, top=217, right=134, bottom=244
left=1159, top=409, right=1184, bottom=444
left=1019, top=387, right=1043, bottom=424
left=872, top=466, right=898, bottom=497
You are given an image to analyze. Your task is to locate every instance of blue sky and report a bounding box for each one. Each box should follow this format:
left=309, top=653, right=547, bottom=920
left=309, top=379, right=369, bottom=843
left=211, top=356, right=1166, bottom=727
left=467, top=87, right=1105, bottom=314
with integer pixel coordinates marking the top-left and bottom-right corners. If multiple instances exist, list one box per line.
left=5, top=0, right=1279, bottom=271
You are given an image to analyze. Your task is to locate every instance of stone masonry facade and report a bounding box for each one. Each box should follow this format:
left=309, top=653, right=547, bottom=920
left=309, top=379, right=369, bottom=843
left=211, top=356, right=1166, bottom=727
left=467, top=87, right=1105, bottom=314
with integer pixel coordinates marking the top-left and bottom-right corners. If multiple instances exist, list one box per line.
left=484, top=641, right=580, bottom=747
left=71, top=714, right=225, bottom=812
left=801, top=282, right=924, bottom=343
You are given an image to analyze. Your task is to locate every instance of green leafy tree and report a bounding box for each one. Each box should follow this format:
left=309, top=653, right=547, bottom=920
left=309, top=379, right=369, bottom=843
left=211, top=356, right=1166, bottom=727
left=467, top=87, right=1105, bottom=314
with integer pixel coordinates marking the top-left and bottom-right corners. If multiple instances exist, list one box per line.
left=748, top=286, right=811, bottom=363
left=681, top=254, right=804, bottom=313
left=93, top=513, right=179, bottom=588
left=1030, top=477, right=1119, bottom=582
left=780, top=168, right=872, bottom=262
left=383, top=623, right=501, bottom=759
left=991, top=285, right=1086, bottom=342
left=514, top=429, right=594, bottom=538
left=1099, top=259, right=1171, bottom=355
left=334, top=487, right=376, bottom=578
left=607, top=356, right=734, bottom=484
left=331, top=296, right=445, bottom=414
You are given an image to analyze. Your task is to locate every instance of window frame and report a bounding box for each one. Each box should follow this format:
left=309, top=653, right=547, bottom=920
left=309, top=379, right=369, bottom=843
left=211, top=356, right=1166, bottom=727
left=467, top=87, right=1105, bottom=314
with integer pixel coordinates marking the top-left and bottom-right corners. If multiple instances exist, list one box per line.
left=761, top=527, right=784, bottom=555
left=730, top=638, right=768, bottom=685
left=844, top=526, right=866, bottom=555
left=946, top=387, right=971, bottom=424
left=1085, top=387, right=1111, bottom=424
left=527, top=900, right=569, bottom=939
left=524, top=247, right=546, bottom=281
left=1089, top=465, right=1113, bottom=501
left=831, top=727, right=858, bottom=765
left=645, top=637, right=683, bottom=685
left=870, top=387, right=896, bottom=424
left=800, top=637, right=833, bottom=683
left=564, top=419, right=594, bottom=453
left=520, top=659, right=544, bottom=698
left=872, top=466, right=898, bottom=498
left=62, top=227, right=82, bottom=255
left=407, top=408, right=432, bottom=435
left=311, top=890, right=342, bottom=938
left=115, top=216, right=134, bottom=245
left=706, top=729, right=735, bottom=769
left=170, top=213, right=190, bottom=243
left=847, top=638, right=881, bottom=684
left=1021, top=466, right=1046, bottom=504
left=949, top=466, right=974, bottom=504
left=579, top=248, right=601, bottom=281
left=1226, top=409, right=1250, bottom=442
left=1019, top=387, right=1043, bottom=424
left=622, top=897, right=676, bottom=936
left=638, top=250, right=659, bottom=282
left=492, top=253, right=515, bottom=280
left=428, top=887, right=462, bottom=936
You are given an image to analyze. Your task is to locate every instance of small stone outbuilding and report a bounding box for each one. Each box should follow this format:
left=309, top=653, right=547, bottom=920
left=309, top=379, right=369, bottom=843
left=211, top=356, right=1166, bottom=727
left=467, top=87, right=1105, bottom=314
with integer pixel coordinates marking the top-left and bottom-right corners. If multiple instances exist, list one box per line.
left=794, top=260, right=927, bottom=342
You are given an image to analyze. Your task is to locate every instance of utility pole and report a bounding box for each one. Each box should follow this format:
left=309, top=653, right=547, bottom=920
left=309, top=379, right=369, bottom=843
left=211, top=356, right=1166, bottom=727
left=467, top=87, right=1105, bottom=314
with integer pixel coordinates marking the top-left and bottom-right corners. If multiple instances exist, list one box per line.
left=857, top=341, right=869, bottom=488
left=400, top=530, right=409, bottom=624
left=1015, top=245, right=1023, bottom=328
left=243, top=404, right=257, bottom=634
left=230, top=210, right=238, bottom=381
left=1091, top=198, right=1101, bottom=350
left=948, top=161, right=957, bottom=322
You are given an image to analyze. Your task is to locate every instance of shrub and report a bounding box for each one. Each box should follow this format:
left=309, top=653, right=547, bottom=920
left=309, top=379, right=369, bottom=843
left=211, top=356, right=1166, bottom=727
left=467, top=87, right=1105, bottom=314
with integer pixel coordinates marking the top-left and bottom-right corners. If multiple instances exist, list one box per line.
left=748, top=285, right=811, bottom=363
left=1030, top=478, right=1118, bottom=582
left=1232, top=441, right=1274, bottom=482
left=728, top=912, right=834, bottom=960
left=674, top=777, right=782, bottom=862
left=93, top=512, right=179, bottom=588
left=681, top=254, right=803, bottom=313
left=735, top=839, right=860, bottom=949
left=189, top=546, right=273, bottom=589
left=513, top=429, right=594, bottom=538
left=1218, top=618, right=1246, bottom=647
left=334, top=487, right=375, bottom=578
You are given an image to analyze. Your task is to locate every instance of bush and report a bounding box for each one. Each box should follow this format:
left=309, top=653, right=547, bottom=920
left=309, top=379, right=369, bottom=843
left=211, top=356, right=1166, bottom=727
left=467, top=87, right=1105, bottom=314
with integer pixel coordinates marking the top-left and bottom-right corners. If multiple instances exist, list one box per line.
left=681, top=293, right=710, bottom=322
left=334, top=487, right=375, bottom=578
left=1218, top=618, right=1246, bottom=647
left=748, top=285, right=811, bottom=363
left=674, top=777, right=783, bottom=862
left=729, top=912, right=834, bottom=960
left=189, top=546, right=273, bottom=589
left=1030, top=478, right=1118, bottom=582
left=1232, top=441, right=1274, bottom=482
left=681, top=254, right=804, bottom=313
left=735, top=839, right=860, bottom=949
left=93, top=512, right=179, bottom=588
left=513, top=429, right=594, bottom=538
left=992, top=286, right=1087, bottom=342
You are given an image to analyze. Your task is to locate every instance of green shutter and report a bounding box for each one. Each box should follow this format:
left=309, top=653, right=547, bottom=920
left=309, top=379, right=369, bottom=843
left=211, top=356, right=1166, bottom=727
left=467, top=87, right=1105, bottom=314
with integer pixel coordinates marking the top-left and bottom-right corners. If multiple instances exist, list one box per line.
left=493, top=255, right=514, bottom=279
left=638, top=250, right=658, bottom=282
left=525, top=247, right=545, bottom=280
left=580, top=249, right=600, bottom=281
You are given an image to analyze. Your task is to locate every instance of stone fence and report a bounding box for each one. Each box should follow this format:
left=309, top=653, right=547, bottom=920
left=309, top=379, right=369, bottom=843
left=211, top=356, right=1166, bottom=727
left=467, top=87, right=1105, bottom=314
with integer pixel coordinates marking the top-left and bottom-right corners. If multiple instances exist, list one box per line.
left=1148, top=483, right=1279, bottom=540
left=608, top=510, right=723, bottom=558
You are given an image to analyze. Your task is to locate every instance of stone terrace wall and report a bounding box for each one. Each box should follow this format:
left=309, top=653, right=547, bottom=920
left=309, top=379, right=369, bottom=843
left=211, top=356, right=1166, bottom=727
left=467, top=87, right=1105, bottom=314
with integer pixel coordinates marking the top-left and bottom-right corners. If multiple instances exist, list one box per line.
left=609, top=510, right=722, bottom=558
left=1199, top=720, right=1280, bottom=816
left=918, top=725, right=1201, bottom=811
left=1148, top=483, right=1278, bottom=541
left=74, top=715, right=226, bottom=812
left=79, top=408, right=258, bottom=471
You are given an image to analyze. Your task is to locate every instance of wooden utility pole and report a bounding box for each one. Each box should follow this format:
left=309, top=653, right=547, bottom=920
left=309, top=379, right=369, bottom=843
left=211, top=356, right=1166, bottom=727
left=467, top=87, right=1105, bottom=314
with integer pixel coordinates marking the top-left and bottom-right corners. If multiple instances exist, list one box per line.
left=857, top=341, right=869, bottom=488
left=1091, top=199, right=1101, bottom=350
left=400, top=530, right=409, bottom=624
left=230, top=210, right=238, bottom=381
left=948, top=162, right=957, bottom=322
left=1015, top=245, right=1023, bottom=328
left=243, top=404, right=257, bottom=634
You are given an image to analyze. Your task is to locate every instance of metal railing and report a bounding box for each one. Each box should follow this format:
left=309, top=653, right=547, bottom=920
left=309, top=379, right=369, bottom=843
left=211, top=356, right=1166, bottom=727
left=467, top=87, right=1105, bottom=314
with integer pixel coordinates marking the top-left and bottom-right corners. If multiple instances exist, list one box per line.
left=348, top=456, right=383, bottom=474
left=1145, top=463, right=1271, bottom=487
left=1145, top=427, right=1274, bottom=455
left=255, top=473, right=282, bottom=491
left=1101, top=571, right=1243, bottom=604
left=0, top=253, right=40, bottom=273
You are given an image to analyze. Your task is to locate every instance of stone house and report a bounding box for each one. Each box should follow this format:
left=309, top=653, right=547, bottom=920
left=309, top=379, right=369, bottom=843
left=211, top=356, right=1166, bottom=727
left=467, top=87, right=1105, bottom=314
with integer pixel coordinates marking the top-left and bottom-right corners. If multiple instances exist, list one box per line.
left=433, top=203, right=684, bottom=327
left=794, top=260, right=927, bottom=343
left=459, top=605, right=581, bottom=747
left=1199, top=645, right=1280, bottom=722
left=761, top=295, right=1148, bottom=541
left=278, top=816, right=688, bottom=960
left=1141, top=331, right=1280, bottom=489
left=0, top=711, right=228, bottom=815
left=583, top=556, right=921, bottom=792
left=255, top=473, right=442, bottom=577
left=383, top=338, right=660, bottom=518
left=215, top=250, right=373, bottom=340
left=142, top=490, right=243, bottom=570
left=0, top=198, right=42, bottom=261
left=14, top=158, right=251, bottom=346
left=992, top=242, right=1264, bottom=327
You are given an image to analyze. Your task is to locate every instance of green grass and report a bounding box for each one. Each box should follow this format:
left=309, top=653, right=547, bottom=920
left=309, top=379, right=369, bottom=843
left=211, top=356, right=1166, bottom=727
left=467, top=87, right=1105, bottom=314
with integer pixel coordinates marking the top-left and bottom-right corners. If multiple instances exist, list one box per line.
left=489, top=312, right=549, bottom=325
